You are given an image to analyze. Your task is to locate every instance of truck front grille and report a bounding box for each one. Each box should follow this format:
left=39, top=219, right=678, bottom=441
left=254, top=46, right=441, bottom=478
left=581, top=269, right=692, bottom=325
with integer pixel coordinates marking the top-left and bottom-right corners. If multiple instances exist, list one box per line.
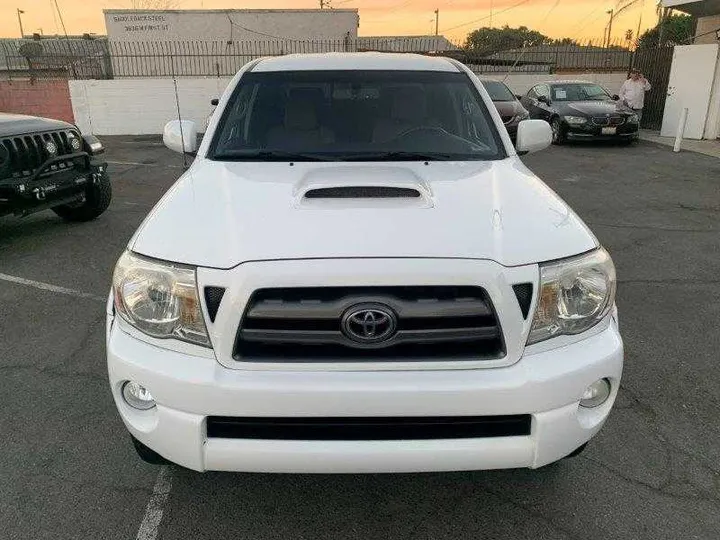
left=206, top=415, right=531, bottom=440
left=1, top=130, right=78, bottom=179
left=234, top=286, right=505, bottom=362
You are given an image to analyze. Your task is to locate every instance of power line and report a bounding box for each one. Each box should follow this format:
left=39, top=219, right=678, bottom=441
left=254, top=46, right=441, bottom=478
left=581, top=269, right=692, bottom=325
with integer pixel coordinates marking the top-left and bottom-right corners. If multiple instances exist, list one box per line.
left=440, top=0, right=533, bottom=34
left=226, top=14, right=296, bottom=41
left=571, top=4, right=609, bottom=40
left=538, top=0, right=561, bottom=29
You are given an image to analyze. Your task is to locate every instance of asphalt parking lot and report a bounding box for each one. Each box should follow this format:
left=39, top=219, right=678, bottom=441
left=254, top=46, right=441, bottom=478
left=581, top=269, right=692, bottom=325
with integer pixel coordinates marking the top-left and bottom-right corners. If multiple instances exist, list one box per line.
left=1, top=138, right=719, bottom=540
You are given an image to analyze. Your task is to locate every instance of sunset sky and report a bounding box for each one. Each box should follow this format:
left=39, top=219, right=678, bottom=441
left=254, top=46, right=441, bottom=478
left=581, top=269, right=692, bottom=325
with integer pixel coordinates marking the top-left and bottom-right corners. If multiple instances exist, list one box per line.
left=1, top=0, right=663, bottom=44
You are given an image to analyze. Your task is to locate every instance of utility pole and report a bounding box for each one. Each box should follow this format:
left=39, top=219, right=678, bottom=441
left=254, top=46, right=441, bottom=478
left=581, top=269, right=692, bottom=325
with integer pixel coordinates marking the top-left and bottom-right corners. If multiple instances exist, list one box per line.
left=605, top=9, right=614, bottom=48
left=17, top=8, right=25, bottom=38
left=434, top=9, right=439, bottom=36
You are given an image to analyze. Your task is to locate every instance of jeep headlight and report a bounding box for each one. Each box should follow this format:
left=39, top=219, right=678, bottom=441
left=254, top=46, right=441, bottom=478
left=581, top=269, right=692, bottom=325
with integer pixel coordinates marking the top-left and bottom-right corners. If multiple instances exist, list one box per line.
left=563, top=116, right=587, bottom=125
left=112, top=251, right=210, bottom=347
left=528, top=248, right=616, bottom=345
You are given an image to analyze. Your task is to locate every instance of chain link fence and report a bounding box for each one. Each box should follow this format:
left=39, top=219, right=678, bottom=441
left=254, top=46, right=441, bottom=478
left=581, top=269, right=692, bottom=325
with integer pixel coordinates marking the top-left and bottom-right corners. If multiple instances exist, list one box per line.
left=0, top=37, right=644, bottom=81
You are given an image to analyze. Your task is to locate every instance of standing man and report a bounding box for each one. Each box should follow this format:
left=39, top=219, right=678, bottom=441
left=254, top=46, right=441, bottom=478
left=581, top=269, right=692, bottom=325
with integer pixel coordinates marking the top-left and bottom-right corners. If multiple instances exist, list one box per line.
left=620, top=69, right=651, bottom=124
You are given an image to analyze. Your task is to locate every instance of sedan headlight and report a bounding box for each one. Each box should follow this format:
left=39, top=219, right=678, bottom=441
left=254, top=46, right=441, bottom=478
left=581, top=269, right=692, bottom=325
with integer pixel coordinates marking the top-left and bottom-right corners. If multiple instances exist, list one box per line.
left=112, top=251, right=210, bottom=347
left=563, top=116, right=588, bottom=125
left=528, top=248, right=616, bottom=345
left=628, top=114, right=639, bottom=124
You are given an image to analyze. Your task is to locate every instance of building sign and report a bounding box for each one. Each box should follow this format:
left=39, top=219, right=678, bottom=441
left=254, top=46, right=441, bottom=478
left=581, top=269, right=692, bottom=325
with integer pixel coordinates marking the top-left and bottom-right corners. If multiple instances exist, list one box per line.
left=111, top=14, right=170, bottom=34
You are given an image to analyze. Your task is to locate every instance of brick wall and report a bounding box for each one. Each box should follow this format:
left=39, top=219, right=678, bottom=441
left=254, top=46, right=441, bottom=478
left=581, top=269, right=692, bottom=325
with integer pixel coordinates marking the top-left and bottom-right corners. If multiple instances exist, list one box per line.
left=0, top=80, right=75, bottom=124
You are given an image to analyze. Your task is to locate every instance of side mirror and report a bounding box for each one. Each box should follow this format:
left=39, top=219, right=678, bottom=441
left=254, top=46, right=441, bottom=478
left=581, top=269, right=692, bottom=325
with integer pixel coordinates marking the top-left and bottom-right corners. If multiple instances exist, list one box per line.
left=537, top=95, right=551, bottom=105
left=163, top=120, right=197, bottom=155
left=612, top=94, right=620, bottom=101
left=210, top=98, right=219, bottom=106
left=515, top=119, right=552, bottom=155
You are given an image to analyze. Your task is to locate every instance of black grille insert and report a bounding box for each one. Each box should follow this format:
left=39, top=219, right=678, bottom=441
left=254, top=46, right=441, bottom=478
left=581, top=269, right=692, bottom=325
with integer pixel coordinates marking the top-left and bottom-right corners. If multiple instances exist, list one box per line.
left=204, top=286, right=226, bottom=323
left=206, top=415, right=532, bottom=440
left=234, top=286, right=505, bottom=361
left=304, top=186, right=421, bottom=199
left=512, top=283, right=534, bottom=319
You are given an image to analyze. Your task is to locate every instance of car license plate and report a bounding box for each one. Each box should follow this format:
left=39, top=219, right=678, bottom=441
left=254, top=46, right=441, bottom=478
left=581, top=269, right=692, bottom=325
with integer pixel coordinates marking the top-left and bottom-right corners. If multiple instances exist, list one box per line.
left=601, top=127, right=617, bottom=135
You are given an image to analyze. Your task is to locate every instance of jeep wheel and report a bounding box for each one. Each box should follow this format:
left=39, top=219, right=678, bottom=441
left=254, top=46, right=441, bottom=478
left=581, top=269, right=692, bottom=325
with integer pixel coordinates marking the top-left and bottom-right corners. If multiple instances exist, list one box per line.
left=52, top=175, right=112, bottom=222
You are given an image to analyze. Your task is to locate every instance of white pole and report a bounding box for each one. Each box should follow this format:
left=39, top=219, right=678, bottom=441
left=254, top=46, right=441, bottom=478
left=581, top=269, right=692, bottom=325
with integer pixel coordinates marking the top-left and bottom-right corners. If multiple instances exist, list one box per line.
left=673, top=107, right=689, bottom=153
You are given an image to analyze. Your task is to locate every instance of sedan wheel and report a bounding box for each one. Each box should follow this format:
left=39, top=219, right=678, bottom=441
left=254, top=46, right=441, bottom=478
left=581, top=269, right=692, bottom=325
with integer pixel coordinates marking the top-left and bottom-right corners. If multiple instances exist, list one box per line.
left=550, top=118, right=564, bottom=145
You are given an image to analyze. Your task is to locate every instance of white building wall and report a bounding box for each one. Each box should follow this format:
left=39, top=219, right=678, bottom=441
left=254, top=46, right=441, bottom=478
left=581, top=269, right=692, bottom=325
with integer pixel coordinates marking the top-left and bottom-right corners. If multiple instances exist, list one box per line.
left=69, top=72, right=630, bottom=136
left=104, top=9, right=359, bottom=42
left=69, top=78, right=230, bottom=136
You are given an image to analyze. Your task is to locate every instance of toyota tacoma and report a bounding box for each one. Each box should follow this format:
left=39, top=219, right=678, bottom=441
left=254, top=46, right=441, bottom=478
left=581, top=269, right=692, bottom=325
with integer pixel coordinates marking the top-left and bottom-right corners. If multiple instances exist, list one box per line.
left=108, top=53, right=622, bottom=473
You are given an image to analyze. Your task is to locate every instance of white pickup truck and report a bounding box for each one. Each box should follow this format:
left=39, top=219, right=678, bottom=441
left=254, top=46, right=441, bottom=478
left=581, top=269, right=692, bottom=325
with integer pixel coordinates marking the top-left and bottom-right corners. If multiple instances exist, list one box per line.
left=107, top=53, right=622, bottom=473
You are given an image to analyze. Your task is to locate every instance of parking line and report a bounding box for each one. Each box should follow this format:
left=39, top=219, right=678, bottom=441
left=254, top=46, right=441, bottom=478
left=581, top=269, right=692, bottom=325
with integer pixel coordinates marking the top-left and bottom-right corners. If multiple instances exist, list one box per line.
left=136, top=466, right=173, bottom=540
left=0, top=273, right=106, bottom=302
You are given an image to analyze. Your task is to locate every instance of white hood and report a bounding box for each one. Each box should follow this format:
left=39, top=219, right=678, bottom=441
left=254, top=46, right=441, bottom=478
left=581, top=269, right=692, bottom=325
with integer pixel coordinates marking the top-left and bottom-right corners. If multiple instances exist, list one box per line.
left=130, top=157, right=597, bottom=269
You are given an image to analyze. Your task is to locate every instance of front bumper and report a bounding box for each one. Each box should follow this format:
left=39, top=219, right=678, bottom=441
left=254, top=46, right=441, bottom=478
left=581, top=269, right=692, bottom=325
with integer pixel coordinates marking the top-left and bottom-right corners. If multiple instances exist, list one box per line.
left=564, top=121, right=639, bottom=141
left=107, top=315, right=623, bottom=473
left=0, top=153, right=107, bottom=216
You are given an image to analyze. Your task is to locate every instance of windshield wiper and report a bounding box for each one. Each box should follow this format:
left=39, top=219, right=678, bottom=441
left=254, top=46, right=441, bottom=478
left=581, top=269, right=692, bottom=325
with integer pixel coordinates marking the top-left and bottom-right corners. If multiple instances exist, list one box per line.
left=334, top=151, right=456, bottom=162
left=212, top=150, right=339, bottom=162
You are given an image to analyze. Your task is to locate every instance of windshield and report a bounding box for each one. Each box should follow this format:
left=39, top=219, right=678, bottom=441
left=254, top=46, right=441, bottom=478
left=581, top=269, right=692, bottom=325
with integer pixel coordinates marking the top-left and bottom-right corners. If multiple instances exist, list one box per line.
left=481, top=80, right=516, bottom=102
left=550, top=83, right=611, bottom=102
left=210, top=70, right=504, bottom=161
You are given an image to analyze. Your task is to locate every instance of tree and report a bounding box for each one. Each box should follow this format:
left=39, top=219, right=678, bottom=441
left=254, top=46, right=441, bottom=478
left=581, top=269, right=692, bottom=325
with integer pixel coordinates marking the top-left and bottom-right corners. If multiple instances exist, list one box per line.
left=465, top=26, right=549, bottom=52
left=465, top=26, right=576, bottom=53
left=637, top=13, right=694, bottom=48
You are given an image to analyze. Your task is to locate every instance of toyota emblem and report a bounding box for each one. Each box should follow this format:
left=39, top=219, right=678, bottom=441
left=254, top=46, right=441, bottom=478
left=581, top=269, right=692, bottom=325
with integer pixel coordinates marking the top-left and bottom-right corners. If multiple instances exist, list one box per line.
left=341, top=304, right=397, bottom=345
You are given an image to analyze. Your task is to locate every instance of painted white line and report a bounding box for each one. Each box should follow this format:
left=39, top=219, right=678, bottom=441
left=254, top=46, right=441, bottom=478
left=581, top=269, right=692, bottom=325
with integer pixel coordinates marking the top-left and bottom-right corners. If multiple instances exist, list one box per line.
left=107, top=160, right=154, bottom=166
left=0, top=272, right=105, bottom=302
left=136, top=466, right=173, bottom=540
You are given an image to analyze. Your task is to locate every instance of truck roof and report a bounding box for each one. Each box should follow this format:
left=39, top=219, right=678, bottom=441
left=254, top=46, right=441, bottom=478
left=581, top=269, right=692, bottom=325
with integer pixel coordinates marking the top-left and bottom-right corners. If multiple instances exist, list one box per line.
left=253, top=52, right=460, bottom=73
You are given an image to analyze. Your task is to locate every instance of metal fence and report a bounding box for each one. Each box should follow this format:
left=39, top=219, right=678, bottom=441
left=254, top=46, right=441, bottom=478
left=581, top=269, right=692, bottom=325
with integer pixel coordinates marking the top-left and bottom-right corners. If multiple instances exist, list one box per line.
left=0, top=37, right=642, bottom=81
left=629, top=45, right=675, bottom=130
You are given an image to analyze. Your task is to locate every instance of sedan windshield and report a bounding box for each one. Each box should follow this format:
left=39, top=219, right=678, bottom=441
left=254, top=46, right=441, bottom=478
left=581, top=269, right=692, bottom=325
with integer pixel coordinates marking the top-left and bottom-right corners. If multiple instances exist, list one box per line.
left=481, top=80, right=516, bottom=102
left=210, top=70, right=504, bottom=161
left=550, top=83, right=611, bottom=102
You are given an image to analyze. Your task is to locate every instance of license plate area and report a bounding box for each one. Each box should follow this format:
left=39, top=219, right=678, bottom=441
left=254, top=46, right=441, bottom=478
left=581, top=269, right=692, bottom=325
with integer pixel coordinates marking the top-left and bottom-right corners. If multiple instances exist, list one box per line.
left=601, top=127, right=617, bottom=135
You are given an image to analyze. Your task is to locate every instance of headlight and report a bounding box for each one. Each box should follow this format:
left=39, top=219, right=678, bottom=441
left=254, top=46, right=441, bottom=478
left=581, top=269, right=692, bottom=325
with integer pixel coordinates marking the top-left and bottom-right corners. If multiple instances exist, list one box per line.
left=112, top=251, right=210, bottom=347
left=563, top=116, right=587, bottom=125
left=628, top=114, right=639, bottom=124
left=527, top=248, right=616, bottom=345
left=82, top=134, right=105, bottom=155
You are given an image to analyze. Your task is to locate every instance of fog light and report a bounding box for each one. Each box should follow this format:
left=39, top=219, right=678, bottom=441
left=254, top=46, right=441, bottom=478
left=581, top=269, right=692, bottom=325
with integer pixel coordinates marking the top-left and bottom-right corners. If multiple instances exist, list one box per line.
left=580, top=378, right=611, bottom=408
left=122, top=381, right=156, bottom=410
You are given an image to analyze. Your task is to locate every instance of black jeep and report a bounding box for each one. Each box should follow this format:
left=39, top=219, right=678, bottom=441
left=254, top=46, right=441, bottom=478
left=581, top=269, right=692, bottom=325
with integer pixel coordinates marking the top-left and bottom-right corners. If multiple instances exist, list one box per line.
left=0, top=113, right=111, bottom=221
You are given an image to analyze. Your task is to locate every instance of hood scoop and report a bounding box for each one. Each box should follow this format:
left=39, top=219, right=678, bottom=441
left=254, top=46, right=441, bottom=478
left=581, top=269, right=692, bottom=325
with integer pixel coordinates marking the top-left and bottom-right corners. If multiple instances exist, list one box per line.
left=304, top=186, right=422, bottom=199
left=294, top=166, right=434, bottom=209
